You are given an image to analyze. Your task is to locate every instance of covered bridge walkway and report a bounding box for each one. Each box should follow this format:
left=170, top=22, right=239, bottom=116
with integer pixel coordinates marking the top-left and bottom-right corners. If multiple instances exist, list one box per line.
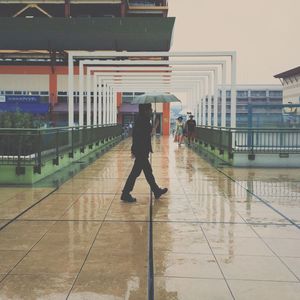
left=0, top=137, right=300, bottom=299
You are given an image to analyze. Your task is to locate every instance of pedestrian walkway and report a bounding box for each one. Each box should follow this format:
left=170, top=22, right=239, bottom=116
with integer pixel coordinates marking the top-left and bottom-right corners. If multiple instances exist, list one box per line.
left=0, top=137, right=300, bottom=299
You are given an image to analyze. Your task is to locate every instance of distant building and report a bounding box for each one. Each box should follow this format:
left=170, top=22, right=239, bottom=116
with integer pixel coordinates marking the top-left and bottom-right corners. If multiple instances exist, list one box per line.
left=274, top=66, right=300, bottom=113
left=216, top=85, right=283, bottom=127
left=0, top=0, right=173, bottom=133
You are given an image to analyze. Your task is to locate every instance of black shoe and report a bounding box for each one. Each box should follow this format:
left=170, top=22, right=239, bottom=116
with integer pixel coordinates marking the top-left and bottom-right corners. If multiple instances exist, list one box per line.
left=154, top=188, right=168, bottom=200
left=121, top=193, right=136, bottom=203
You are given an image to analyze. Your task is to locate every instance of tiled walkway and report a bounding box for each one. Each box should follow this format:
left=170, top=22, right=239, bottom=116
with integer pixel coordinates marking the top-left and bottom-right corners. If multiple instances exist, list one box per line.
left=0, top=137, right=300, bottom=299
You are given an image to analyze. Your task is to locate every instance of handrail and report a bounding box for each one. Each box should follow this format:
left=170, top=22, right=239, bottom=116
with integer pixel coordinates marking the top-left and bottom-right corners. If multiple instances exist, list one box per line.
left=194, top=126, right=300, bottom=155
left=0, top=124, right=123, bottom=172
left=0, top=123, right=117, bottom=132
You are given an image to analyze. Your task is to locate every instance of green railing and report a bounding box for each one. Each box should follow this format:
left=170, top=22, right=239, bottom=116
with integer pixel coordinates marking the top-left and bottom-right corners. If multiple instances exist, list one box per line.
left=0, top=125, right=122, bottom=173
left=194, top=126, right=232, bottom=153
left=194, top=126, right=300, bottom=154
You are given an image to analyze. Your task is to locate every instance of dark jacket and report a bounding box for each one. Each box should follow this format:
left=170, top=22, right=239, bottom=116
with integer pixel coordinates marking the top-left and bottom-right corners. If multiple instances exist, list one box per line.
left=131, top=115, right=153, bottom=157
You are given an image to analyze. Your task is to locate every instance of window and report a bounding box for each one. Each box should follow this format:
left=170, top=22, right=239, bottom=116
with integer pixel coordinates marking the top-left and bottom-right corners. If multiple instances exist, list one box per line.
left=29, top=91, right=39, bottom=95
left=237, top=90, right=248, bottom=98
left=269, top=91, right=282, bottom=98
left=250, top=90, right=266, bottom=98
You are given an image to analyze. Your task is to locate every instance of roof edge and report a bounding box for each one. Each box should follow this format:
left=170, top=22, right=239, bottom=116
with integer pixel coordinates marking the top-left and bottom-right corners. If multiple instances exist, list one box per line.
left=274, top=66, right=300, bottom=78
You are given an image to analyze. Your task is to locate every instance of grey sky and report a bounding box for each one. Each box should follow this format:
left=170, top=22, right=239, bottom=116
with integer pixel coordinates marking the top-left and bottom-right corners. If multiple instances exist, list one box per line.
left=168, top=0, right=300, bottom=84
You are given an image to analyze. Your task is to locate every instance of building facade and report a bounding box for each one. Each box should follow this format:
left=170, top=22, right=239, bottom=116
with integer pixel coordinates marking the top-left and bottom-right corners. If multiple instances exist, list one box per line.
left=216, top=85, right=283, bottom=127
left=0, top=0, right=173, bottom=134
left=274, top=66, right=300, bottom=112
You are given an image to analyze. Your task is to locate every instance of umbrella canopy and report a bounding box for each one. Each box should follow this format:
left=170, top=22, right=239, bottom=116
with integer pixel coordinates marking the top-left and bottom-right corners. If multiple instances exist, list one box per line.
left=132, top=93, right=181, bottom=104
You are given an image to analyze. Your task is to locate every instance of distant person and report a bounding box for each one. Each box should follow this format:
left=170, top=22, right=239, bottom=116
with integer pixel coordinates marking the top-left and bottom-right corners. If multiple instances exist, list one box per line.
left=185, top=115, right=196, bottom=145
left=175, top=116, right=185, bottom=146
left=121, top=103, right=168, bottom=203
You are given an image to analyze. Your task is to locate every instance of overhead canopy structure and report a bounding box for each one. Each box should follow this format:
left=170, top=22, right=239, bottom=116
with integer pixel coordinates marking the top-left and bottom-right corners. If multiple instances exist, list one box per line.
left=0, top=17, right=175, bottom=51
left=67, top=51, right=237, bottom=130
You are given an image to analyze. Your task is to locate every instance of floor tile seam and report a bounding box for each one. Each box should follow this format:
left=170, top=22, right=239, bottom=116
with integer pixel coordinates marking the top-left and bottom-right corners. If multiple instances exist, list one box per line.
left=6, top=219, right=295, bottom=226
left=65, top=191, right=123, bottom=299
left=215, top=168, right=300, bottom=230
left=58, top=191, right=118, bottom=221
left=249, top=224, right=300, bottom=283
left=14, top=219, right=152, bottom=224
left=221, top=196, right=266, bottom=237
left=0, top=272, right=79, bottom=277
left=0, top=187, right=59, bottom=232
left=19, top=190, right=89, bottom=222
left=0, top=214, right=71, bottom=285
left=0, top=194, right=24, bottom=207
left=225, top=278, right=300, bottom=283
left=55, top=192, right=119, bottom=195
left=65, top=221, right=106, bottom=299
left=153, top=274, right=225, bottom=280
left=152, top=220, right=292, bottom=225
left=174, top=158, right=236, bottom=300
left=153, top=252, right=286, bottom=258
left=154, top=275, right=226, bottom=280
left=0, top=186, right=96, bottom=282
left=152, top=250, right=216, bottom=255
left=277, top=255, right=300, bottom=258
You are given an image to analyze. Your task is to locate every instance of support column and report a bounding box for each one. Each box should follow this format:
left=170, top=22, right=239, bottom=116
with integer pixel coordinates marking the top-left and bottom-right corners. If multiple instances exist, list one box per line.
left=207, top=74, right=212, bottom=126
left=93, top=73, right=98, bottom=126
left=110, top=86, right=113, bottom=124
left=79, top=62, right=84, bottom=126
left=68, top=53, right=74, bottom=127
left=120, top=0, right=127, bottom=17
left=202, top=78, right=206, bottom=126
left=117, top=92, right=122, bottom=124
left=231, top=53, right=237, bottom=128
left=162, top=102, right=170, bottom=136
left=221, top=62, right=227, bottom=127
left=86, top=70, right=91, bottom=126
left=64, top=0, right=70, bottom=17
left=213, top=71, right=218, bottom=127
left=98, top=78, right=102, bottom=125
left=198, top=81, right=202, bottom=126
left=103, top=83, right=107, bottom=125
left=49, top=73, right=57, bottom=105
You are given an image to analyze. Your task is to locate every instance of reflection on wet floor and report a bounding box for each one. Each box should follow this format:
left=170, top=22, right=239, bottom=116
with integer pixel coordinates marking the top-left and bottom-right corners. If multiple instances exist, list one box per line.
left=0, top=136, right=300, bottom=299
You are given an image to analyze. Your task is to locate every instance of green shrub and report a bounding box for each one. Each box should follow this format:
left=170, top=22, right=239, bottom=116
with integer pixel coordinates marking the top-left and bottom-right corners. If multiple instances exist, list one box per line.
left=0, top=111, right=34, bottom=128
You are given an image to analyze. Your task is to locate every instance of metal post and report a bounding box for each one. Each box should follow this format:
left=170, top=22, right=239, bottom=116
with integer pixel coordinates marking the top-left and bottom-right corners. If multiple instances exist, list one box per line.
left=86, top=70, right=91, bottom=126
left=202, top=78, right=206, bottom=126
left=68, top=53, right=74, bottom=127
left=103, top=83, right=107, bottom=125
left=231, top=53, right=237, bottom=128
left=213, top=70, right=218, bottom=127
left=98, top=77, right=102, bottom=125
left=110, top=86, right=113, bottom=124
left=198, top=81, right=202, bottom=125
left=79, top=62, right=84, bottom=126
left=93, top=73, right=97, bottom=126
left=207, top=74, right=212, bottom=126
left=221, top=62, right=226, bottom=127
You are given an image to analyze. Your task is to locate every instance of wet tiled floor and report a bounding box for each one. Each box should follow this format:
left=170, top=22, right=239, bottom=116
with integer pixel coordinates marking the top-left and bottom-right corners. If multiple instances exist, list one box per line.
left=0, top=137, right=300, bottom=299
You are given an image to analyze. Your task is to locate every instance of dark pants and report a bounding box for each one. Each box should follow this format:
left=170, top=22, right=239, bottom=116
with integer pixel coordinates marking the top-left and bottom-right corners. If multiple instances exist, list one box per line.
left=122, top=155, right=159, bottom=194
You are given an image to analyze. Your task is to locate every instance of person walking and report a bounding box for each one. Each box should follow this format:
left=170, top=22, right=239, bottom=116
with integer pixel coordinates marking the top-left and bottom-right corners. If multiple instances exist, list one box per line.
left=121, top=103, right=168, bottom=203
left=185, top=115, right=196, bottom=145
left=175, top=116, right=185, bottom=146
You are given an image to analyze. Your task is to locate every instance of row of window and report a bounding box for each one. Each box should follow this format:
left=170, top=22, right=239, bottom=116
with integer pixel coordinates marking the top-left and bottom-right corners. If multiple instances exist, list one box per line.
left=0, top=90, right=282, bottom=97
left=224, top=90, right=282, bottom=97
left=0, top=91, right=49, bottom=96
